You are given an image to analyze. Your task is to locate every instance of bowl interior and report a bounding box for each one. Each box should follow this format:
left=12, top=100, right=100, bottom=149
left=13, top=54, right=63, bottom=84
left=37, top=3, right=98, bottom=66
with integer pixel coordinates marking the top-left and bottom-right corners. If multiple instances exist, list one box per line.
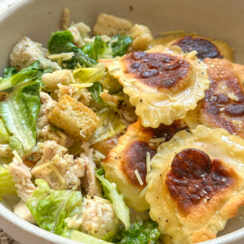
left=0, top=0, right=244, bottom=243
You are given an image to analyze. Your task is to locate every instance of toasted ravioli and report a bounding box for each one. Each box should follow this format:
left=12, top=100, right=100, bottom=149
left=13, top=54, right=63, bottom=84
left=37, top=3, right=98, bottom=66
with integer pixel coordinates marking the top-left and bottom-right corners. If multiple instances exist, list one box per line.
left=152, top=32, right=233, bottom=61
left=103, top=120, right=155, bottom=211
left=146, top=125, right=244, bottom=244
left=199, top=58, right=244, bottom=138
left=103, top=119, right=187, bottom=212
left=100, top=45, right=210, bottom=127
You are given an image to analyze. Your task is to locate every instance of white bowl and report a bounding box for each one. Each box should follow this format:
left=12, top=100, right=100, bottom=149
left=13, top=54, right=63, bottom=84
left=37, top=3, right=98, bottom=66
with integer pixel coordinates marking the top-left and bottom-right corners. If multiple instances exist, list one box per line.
left=1, top=0, right=244, bottom=243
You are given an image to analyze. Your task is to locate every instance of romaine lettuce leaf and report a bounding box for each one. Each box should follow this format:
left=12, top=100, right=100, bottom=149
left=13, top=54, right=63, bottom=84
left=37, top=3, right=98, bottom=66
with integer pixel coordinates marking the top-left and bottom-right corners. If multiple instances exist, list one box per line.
left=48, top=30, right=96, bottom=68
left=91, top=108, right=126, bottom=144
left=96, top=168, right=130, bottom=230
left=26, top=179, right=82, bottom=235
left=71, top=230, right=113, bottom=244
left=89, top=82, right=103, bottom=104
left=0, top=118, right=9, bottom=144
left=114, top=220, right=161, bottom=244
left=0, top=165, right=17, bottom=200
left=0, top=61, right=41, bottom=92
left=0, top=80, right=41, bottom=155
left=2, top=67, right=17, bottom=78
left=82, top=36, right=113, bottom=61
left=73, top=63, right=106, bottom=84
left=111, top=35, right=132, bottom=57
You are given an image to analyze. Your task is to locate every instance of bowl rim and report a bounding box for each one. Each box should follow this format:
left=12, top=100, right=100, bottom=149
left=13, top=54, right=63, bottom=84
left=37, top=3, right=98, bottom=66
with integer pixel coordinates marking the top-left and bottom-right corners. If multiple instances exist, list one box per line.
left=0, top=0, right=244, bottom=243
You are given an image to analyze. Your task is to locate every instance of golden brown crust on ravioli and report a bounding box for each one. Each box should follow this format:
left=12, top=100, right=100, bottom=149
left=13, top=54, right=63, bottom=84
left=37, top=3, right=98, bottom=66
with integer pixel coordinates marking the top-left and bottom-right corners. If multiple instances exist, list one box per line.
left=199, top=58, right=244, bottom=138
left=100, top=45, right=210, bottom=127
left=152, top=32, right=233, bottom=61
left=103, top=120, right=155, bottom=211
left=146, top=125, right=244, bottom=244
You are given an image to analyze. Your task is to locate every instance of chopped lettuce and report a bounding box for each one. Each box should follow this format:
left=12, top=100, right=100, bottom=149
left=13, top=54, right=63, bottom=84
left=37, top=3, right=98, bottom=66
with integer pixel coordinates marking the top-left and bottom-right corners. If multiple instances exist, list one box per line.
left=26, top=179, right=82, bottom=235
left=71, top=230, right=113, bottom=244
left=91, top=108, right=126, bottom=144
left=0, top=118, right=9, bottom=144
left=73, top=63, right=106, bottom=84
left=2, top=67, right=17, bottom=78
left=96, top=168, right=130, bottom=230
left=0, top=61, right=42, bottom=92
left=111, top=35, right=132, bottom=57
left=82, top=36, right=113, bottom=61
left=48, top=30, right=96, bottom=68
left=114, top=220, right=161, bottom=244
left=89, top=82, right=103, bottom=103
left=0, top=80, right=41, bottom=155
left=0, top=165, right=17, bottom=200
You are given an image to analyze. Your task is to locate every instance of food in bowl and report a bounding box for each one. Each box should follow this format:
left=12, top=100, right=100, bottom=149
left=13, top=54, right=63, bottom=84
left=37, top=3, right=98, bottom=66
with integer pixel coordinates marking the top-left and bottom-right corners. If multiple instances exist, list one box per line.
left=0, top=9, right=244, bottom=244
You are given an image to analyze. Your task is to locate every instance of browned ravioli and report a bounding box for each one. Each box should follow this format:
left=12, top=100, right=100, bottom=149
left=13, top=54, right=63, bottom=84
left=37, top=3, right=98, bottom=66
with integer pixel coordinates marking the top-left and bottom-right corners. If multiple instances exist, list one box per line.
left=152, top=33, right=233, bottom=61
left=102, top=119, right=187, bottom=212
left=199, top=58, right=244, bottom=139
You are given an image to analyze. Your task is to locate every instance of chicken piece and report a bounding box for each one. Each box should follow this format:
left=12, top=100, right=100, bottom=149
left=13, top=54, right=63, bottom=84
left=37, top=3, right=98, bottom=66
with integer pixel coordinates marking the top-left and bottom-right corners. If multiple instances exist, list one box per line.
left=79, top=196, right=119, bottom=239
left=9, top=151, right=36, bottom=201
left=73, top=22, right=91, bottom=38
left=14, top=200, right=35, bottom=224
left=10, top=36, right=60, bottom=70
left=42, top=70, right=75, bottom=90
left=31, top=140, right=85, bottom=190
left=37, top=92, right=72, bottom=147
left=93, top=13, right=134, bottom=36
left=129, top=24, right=153, bottom=50
left=49, top=95, right=99, bottom=140
left=80, top=150, right=102, bottom=197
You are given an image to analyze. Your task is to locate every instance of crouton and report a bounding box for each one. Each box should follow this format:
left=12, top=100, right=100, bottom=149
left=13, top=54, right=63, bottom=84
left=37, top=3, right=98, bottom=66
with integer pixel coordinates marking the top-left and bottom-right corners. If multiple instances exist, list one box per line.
left=49, top=95, right=99, bottom=140
left=130, top=24, right=153, bottom=50
left=10, top=36, right=60, bottom=70
left=93, top=13, right=134, bottom=36
left=42, top=70, right=74, bottom=89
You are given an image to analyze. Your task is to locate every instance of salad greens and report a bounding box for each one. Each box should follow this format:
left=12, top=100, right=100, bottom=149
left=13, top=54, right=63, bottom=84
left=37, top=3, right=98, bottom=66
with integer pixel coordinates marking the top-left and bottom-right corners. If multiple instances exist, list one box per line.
left=115, top=220, right=161, bottom=244
left=0, top=165, right=16, bottom=200
left=89, top=82, right=104, bottom=103
left=96, top=168, right=130, bottom=230
left=0, top=118, right=9, bottom=144
left=0, top=80, right=41, bottom=155
left=71, top=230, right=113, bottom=244
left=26, top=179, right=83, bottom=235
left=0, top=61, right=42, bottom=92
left=48, top=30, right=96, bottom=67
left=2, top=67, right=17, bottom=78
left=111, top=35, right=133, bottom=57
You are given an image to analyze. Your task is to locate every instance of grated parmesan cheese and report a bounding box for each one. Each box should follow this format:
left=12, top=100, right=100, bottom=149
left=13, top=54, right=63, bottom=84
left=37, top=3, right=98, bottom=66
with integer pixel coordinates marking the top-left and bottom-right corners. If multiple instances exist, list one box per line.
left=134, top=169, right=144, bottom=186
left=146, top=151, right=151, bottom=173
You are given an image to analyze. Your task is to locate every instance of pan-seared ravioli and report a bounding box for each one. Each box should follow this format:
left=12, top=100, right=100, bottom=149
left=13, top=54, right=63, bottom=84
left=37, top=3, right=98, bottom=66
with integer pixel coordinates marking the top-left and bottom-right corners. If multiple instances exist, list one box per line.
left=146, top=125, right=244, bottom=244
left=152, top=32, right=233, bottom=61
left=199, top=58, right=244, bottom=138
left=100, top=45, right=210, bottom=127
left=103, top=120, right=155, bottom=212
left=102, top=119, right=187, bottom=212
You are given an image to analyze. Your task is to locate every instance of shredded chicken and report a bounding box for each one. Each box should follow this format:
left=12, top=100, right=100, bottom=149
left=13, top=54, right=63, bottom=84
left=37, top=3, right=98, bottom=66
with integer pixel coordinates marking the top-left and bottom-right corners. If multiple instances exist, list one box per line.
left=9, top=151, right=36, bottom=201
left=79, top=196, right=119, bottom=239
left=31, top=140, right=85, bottom=190
left=80, top=148, right=102, bottom=197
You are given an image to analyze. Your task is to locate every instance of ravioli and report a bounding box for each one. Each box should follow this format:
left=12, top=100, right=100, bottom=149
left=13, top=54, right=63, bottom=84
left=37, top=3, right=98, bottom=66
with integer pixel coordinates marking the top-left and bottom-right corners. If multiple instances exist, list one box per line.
left=199, top=58, right=244, bottom=138
left=100, top=45, right=210, bottom=127
left=146, top=125, right=244, bottom=244
left=152, top=32, right=233, bottom=61
left=102, top=119, right=187, bottom=212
